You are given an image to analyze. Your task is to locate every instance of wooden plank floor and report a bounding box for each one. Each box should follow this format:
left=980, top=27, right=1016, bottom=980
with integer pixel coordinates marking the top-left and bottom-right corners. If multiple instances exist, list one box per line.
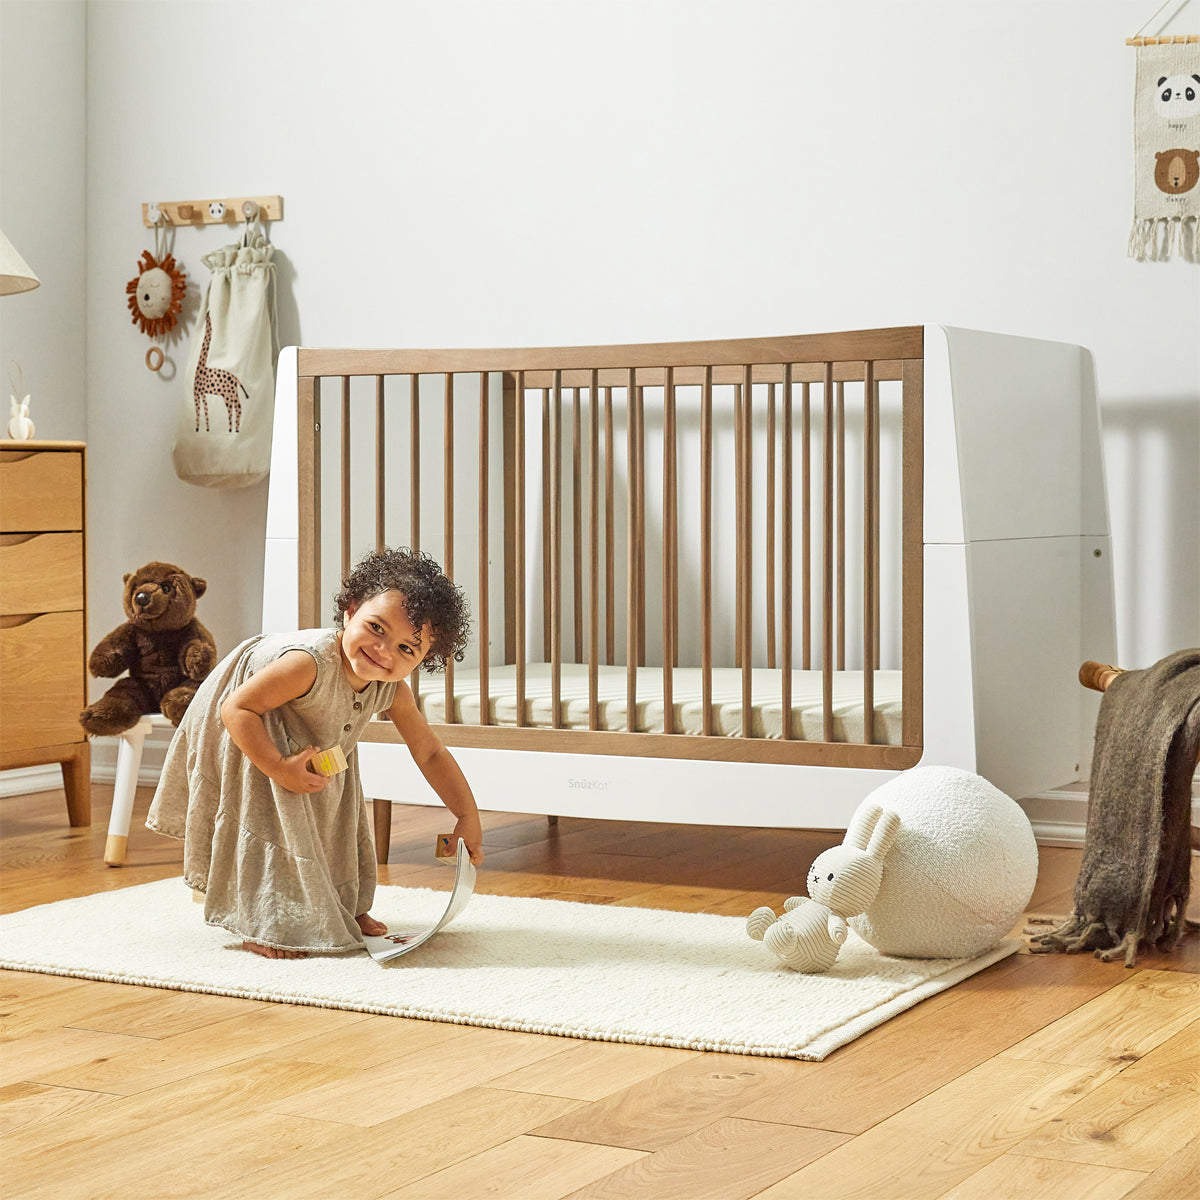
left=2, top=781, right=1197, bottom=1200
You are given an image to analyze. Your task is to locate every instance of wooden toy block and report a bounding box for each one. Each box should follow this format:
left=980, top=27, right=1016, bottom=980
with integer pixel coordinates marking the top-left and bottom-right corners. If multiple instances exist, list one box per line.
left=435, top=834, right=457, bottom=862
left=312, top=745, right=348, bottom=777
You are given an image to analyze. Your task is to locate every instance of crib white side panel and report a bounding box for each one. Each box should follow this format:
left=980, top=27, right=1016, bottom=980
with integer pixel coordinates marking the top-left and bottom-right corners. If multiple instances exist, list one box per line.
left=263, top=346, right=300, bottom=634
left=359, top=740, right=901, bottom=830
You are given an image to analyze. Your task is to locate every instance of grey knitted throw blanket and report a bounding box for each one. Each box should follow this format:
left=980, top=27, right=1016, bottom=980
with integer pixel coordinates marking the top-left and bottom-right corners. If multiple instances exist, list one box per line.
left=1029, top=648, right=1200, bottom=967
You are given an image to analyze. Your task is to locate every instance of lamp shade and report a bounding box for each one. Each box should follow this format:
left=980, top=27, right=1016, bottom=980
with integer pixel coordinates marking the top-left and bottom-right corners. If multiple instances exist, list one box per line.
left=0, top=227, right=40, bottom=295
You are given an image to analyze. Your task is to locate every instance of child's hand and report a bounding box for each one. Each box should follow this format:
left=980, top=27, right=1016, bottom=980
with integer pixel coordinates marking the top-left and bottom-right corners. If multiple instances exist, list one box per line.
left=273, top=746, right=327, bottom=794
left=452, top=813, right=485, bottom=865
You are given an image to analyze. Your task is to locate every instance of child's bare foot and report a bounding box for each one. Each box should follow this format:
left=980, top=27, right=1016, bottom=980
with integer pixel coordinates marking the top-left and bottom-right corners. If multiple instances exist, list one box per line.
left=356, top=913, right=387, bottom=937
left=242, top=941, right=307, bottom=959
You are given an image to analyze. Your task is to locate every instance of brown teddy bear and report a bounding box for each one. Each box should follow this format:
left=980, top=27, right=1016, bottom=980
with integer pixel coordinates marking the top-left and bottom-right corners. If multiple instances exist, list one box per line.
left=79, top=561, right=217, bottom=736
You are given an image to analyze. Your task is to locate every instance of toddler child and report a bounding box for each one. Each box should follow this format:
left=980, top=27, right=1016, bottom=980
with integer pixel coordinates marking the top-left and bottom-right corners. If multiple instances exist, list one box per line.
left=147, top=547, right=482, bottom=959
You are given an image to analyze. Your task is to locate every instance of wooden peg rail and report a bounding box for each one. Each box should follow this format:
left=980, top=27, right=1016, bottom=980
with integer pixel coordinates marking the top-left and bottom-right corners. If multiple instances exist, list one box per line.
left=141, top=195, right=283, bottom=227
left=1126, top=34, right=1199, bottom=44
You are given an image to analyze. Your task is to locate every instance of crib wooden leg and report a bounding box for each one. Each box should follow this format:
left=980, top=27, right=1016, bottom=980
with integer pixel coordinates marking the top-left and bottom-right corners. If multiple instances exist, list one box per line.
left=373, top=798, right=392, bottom=865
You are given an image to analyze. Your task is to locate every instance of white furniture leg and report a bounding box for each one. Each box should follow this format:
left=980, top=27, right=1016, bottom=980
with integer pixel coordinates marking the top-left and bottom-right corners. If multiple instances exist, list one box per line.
left=104, top=714, right=170, bottom=866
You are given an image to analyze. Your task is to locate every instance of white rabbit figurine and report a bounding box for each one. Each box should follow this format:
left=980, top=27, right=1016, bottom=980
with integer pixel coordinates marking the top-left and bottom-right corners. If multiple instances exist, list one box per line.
left=747, top=801, right=901, bottom=972
left=8, top=394, right=34, bottom=440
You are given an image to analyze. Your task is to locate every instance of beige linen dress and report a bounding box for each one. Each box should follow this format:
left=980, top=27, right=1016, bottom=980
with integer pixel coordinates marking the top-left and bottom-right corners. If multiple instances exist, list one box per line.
left=147, top=628, right=396, bottom=952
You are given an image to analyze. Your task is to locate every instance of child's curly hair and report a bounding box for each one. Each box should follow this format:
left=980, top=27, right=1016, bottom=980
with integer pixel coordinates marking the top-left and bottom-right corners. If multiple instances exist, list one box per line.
left=333, top=548, right=470, bottom=674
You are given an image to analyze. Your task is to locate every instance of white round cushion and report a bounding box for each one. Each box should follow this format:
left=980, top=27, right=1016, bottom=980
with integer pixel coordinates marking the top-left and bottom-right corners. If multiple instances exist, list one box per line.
left=847, top=765, right=1038, bottom=958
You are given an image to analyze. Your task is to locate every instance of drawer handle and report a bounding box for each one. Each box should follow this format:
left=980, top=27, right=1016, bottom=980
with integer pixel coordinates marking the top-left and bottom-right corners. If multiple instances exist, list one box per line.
left=0, top=533, right=40, bottom=548
left=1, top=613, right=43, bottom=629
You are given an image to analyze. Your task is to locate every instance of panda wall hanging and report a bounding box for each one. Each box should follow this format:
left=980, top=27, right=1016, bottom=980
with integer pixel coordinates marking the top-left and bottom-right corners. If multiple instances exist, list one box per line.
left=126, top=216, right=187, bottom=371
left=1127, top=23, right=1200, bottom=262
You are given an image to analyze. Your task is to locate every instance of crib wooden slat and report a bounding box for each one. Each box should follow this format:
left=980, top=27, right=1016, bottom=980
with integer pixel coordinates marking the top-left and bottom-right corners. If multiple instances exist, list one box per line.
left=625, top=369, right=638, bottom=732
left=589, top=370, right=600, bottom=731
left=636, top=384, right=646, bottom=667
left=701, top=365, right=714, bottom=737
left=374, top=376, right=385, bottom=550
left=662, top=366, right=676, bottom=735
left=863, top=361, right=876, bottom=743
left=299, top=374, right=320, bottom=628
left=822, top=362, right=834, bottom=743
left=781, top=364, right=794, bottom=740
left=541, top=388, right=551, bottom=663
left=902, top=356, right=924, bottom=750
left=766, top=382, right=776, bottom=671
left=409, top=373, right=420, bottom=704
left=550, top=371, right=563, bottom=729
left=836, top=380, right=846, bottom=670
left=340, top=376, right=351, bottom=583
left=741, top=365, right=753, bottom=735
left=503, top=374, right=517, bottom=666
left=670, top=384, right=679, bottom=669
left=444, top=372, right=455, bottom=721
left=734, top=381, right=743, bottom=671
left=801, top=381, right=812, bottom=671
left=573, top=387, right=583, bottom=664
left=604, top=386, right=615, bottom=666
left=478, top=371, right=490, bottom=726
left=515, top=372, right=527, bottom=727
left=873, top=369, right=883, bottom=686
left=409, top=373, right=420, bottom=552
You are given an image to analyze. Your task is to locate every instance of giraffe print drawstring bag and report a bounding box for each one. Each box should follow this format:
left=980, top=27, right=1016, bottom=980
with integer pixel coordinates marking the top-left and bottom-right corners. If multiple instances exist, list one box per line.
left=173, top=225, right=278, bottom=488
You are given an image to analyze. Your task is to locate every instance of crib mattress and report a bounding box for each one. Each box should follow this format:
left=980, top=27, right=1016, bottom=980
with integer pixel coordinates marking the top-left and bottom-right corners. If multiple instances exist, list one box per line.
left=410, top=663, right=904, bottom=744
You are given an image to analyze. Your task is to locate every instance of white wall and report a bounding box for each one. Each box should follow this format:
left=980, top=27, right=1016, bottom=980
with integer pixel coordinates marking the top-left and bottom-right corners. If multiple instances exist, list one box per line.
left=0, top=0, right=86, bottom=441
left=13, top=0, right=1200, bottom=695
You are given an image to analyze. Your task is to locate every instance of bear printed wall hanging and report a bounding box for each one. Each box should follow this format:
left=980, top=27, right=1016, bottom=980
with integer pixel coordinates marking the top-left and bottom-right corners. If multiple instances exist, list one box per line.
left=1128, top=39, right=1200, bottom=261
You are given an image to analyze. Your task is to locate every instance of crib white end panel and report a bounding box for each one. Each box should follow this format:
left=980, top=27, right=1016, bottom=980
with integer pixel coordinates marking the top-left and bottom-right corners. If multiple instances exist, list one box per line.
left=931, top=326, right=1116, bottom=801
left=263, top=346, right=300, bottom=633
left=921, top=327, right=965, bottom=545
left=943, top=327, right=1086, bottom=543
left=918, top=543, right=977, bottom=774
left=358, top=740, right=900, bottom=830
left=262, top=538, right=299, bottom=633
left=265, top=347, right=300, bottom=541
left=967, top=535, right=1091, bottom=799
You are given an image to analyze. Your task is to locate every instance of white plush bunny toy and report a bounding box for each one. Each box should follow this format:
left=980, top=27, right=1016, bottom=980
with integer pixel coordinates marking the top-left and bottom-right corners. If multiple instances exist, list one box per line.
left=8, top=393, right=34, bottom=440
left=747, top=801, right=901, bottom=972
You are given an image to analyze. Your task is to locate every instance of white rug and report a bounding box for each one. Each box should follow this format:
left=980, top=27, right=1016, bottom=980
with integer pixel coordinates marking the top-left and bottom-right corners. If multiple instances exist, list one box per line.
left=0, top=879, right=1020, bottom=1060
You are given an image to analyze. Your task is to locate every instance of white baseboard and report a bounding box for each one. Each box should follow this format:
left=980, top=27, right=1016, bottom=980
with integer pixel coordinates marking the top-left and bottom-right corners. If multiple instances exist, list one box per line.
left=1020, top=785, right=1200, bottom=849
left=0, top=765, right=67, bottom=798
left=0, top=728, right=175, bottom=798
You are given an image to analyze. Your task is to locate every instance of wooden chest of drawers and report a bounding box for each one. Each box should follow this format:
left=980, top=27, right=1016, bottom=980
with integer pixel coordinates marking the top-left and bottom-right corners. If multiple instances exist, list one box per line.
left=0, top=440, right=90, bottom=825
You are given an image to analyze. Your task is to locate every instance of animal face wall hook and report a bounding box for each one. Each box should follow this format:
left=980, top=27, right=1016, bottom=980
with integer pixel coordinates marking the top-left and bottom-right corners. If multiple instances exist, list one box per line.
left=126, top=214, right=187, bottom=372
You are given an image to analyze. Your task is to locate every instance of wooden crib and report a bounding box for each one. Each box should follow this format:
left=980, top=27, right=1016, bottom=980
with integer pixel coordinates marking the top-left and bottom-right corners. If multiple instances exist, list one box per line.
left=262, top=325, right=1116, bottom=846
